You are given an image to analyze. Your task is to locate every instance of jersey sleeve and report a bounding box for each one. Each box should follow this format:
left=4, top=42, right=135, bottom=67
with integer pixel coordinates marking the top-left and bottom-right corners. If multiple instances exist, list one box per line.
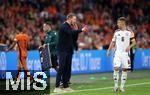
left=26, top=35, right=30, bottom=42
left=25, top=35, right=30, bottom=44
left=112, top=33, right=116, bottom=42
left=14, top=35, right=19, bottom=42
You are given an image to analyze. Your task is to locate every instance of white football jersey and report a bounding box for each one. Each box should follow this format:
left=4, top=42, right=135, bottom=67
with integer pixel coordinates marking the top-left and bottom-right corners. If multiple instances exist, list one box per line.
left=112, top=29, right=134, bottom=54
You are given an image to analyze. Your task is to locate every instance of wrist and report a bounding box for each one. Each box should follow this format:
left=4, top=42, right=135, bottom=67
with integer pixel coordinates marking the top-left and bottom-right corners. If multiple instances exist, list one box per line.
left=81, top=28, right=84, bottom=32
left=129, top=46, right=131, bottom=49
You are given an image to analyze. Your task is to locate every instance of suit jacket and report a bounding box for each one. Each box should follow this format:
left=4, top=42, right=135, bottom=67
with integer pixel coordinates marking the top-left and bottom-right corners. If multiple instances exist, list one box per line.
left=57, top=22, right=82, bottom=54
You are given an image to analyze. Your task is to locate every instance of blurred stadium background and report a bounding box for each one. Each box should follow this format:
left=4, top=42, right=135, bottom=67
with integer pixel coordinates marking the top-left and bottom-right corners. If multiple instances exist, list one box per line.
left=0, top=0, right=149, bottom=50
left=0, top=0, right=149, bottom=95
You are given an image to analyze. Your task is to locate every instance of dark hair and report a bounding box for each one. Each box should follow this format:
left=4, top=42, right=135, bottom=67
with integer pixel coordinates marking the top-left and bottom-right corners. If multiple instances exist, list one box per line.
left=118, top=17, right=126, bottom=22
left=16, top=25, right=23, bottom=32
left=66, top=13, right=76, bottom=19
left=45, top=21, right=52, bottom=26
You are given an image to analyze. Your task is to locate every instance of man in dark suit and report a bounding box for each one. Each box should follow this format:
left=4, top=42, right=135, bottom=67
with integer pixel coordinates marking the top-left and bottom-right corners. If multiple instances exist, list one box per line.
left=54, top=13, right=88, bottom=92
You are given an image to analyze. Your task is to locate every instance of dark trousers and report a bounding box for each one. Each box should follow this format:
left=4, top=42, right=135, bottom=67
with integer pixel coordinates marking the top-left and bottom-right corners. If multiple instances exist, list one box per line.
left=51, top=55, right=59, bottom=71
left=55, top=52, right=73, bottom=88
left=130, top=49, right=135, bottom=72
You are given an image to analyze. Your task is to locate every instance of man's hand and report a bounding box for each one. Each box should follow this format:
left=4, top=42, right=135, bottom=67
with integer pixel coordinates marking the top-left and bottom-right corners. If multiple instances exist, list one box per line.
left=43, top=44, right=46, bottom=48
left=39, top=46, right=44, bottom=51
left=39, top=44, right=46, bottom=50
left=71, top=23, right=78, bottom=30
left=107, top=50, right=110, bottom=57
left=82, top=25, right=88, bottom=32
left=125, top=46, right=131, bottom=52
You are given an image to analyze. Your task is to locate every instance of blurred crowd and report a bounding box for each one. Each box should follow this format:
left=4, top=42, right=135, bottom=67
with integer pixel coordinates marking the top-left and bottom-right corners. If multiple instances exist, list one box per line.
left=0, top=0, right=149, bottom=50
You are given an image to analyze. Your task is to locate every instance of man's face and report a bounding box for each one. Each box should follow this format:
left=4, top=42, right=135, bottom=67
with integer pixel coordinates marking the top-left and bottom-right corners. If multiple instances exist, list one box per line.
left=117, top=20, right=125, bottom=29
left=43, top=23, right=51, bottom=32
left=70, top=16, right=77, bottom=24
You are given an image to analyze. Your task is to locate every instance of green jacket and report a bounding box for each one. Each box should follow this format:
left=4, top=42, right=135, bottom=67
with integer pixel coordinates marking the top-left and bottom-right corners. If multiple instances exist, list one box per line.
left=44, top=31, right=58, bottom=56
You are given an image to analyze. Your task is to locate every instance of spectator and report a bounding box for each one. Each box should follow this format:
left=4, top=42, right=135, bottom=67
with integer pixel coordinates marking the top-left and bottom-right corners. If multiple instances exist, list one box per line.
left=0, top=0, right=149, bottom=50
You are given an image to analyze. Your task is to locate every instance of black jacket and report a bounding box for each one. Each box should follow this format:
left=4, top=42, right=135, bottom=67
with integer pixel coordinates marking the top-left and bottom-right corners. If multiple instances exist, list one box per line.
left=57, top=22, right=82, bottom=54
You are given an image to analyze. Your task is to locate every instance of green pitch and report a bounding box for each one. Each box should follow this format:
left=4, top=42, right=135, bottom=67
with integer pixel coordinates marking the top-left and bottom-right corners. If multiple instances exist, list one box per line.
left=50, top=70, right=150, bottom=95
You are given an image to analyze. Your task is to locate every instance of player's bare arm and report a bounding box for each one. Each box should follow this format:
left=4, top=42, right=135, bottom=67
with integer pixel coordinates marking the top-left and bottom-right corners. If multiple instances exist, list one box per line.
left=39, top=44, right=46, bottom=50
left=7, top=39, right=17, bottom=51
left=107, top=41, right=115, bottom=57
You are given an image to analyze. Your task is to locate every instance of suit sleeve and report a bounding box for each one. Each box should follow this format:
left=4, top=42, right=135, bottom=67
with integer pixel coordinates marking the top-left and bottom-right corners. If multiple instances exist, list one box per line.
left=61, top=25, right=82, bottom=35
